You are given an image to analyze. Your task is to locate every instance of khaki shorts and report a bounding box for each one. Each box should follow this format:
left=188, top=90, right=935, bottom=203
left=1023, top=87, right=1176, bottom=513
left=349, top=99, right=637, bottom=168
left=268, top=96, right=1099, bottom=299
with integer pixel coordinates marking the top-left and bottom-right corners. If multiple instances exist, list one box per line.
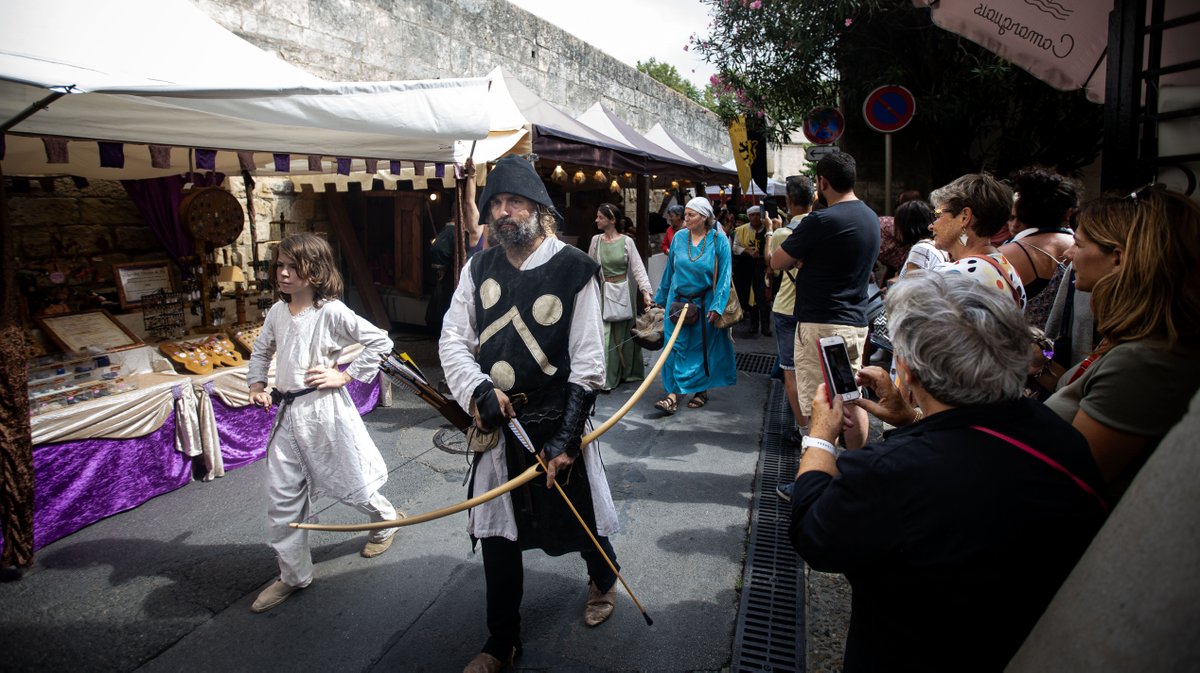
left=794, top=322, right=868, bottom=417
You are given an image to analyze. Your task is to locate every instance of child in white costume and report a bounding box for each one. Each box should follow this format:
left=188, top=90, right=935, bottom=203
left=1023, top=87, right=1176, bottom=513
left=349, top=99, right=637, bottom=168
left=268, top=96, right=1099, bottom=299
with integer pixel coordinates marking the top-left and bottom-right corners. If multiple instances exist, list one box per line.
left=247, top=233, right=399, bottom=613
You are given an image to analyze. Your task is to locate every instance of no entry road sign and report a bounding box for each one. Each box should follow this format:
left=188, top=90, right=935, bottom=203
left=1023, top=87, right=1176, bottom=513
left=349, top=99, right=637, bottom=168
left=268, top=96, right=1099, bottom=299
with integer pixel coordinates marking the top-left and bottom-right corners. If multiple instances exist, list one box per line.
left=863, top=85, right=915, bottom=133
left=803, top=107, right=844, bottom=145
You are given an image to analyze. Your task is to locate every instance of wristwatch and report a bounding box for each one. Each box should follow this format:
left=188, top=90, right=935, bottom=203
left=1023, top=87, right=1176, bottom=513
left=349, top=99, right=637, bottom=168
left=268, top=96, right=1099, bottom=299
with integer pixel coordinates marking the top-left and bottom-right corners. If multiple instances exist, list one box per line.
left=801, top=435, right=838, bottom=458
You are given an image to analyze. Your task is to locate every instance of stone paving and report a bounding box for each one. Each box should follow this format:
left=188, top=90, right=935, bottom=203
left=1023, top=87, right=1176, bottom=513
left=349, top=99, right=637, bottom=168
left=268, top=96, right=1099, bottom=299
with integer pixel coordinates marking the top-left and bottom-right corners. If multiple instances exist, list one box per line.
left=0, top=330, right=819, bottom=672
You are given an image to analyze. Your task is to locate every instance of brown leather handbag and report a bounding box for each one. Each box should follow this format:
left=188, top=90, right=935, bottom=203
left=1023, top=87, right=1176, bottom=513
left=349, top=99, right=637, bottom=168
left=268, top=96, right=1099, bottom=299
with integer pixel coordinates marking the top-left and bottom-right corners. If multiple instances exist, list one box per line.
left=711, top=252, right=743, bottom=330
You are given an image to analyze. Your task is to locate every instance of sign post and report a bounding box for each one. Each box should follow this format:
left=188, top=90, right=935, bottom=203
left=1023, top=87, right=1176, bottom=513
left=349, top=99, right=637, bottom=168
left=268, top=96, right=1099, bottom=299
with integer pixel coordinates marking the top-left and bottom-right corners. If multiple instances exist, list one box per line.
left=862, top=85, right=915, bottom=210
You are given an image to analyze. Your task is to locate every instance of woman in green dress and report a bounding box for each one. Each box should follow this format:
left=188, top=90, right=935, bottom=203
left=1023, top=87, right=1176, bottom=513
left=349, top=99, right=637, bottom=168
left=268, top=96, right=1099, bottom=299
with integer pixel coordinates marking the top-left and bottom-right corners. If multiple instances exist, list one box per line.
left=588, top=203, right=653, bottom=391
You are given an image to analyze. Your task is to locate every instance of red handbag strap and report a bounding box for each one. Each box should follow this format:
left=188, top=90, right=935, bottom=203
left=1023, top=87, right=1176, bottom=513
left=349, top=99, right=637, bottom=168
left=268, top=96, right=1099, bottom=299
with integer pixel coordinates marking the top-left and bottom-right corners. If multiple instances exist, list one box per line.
left=971, top=425, right=1108, bottom=512
left=965, top=254, right=1022, bottom=307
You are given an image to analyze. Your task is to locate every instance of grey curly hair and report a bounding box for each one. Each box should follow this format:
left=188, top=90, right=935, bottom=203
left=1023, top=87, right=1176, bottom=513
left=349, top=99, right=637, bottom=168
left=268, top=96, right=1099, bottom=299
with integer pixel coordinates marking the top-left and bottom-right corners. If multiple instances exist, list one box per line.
left=887, top=272, right=1030, bottom=406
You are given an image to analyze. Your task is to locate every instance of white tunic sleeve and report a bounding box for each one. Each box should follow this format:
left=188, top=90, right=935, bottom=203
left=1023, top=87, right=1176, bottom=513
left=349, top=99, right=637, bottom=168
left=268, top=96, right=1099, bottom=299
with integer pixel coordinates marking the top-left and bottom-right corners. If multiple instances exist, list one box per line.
left=326, top=301, right=393, bottom=383
left=439, top=260, right=487, bottom=410
left=625, top=235, right=652, bottom=294
left=569, top=273, right=605, bottom=391
left=247, top=301, right=284, bottom=388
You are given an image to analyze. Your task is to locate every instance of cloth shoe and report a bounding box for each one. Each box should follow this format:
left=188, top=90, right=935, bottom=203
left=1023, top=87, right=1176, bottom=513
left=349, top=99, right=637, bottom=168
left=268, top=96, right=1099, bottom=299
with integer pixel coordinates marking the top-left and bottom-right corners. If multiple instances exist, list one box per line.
left=462, top=646, right=518, bottom=673
left=361, top=532, right=396, bottom=558
left=462, top=653, right=505, bottom=673
left=251, top=579, right=303, bottom=613
left=584, top=581, right=618, bottom=627
left=776, top=482, right=794, bottom=503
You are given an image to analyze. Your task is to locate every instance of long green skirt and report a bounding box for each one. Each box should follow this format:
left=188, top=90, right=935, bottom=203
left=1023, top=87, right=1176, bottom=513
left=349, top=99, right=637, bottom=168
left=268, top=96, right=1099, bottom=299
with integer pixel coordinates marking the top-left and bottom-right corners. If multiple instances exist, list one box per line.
left=599, top=238, right=645, bottom=389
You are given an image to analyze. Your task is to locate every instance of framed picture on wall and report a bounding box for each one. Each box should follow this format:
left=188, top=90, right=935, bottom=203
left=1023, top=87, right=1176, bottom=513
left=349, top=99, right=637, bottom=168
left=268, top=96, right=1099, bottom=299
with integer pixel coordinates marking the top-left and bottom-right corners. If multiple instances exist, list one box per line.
left=36, top=309, right=144, bottom=353
left=113, top=261, right=174, bottom=310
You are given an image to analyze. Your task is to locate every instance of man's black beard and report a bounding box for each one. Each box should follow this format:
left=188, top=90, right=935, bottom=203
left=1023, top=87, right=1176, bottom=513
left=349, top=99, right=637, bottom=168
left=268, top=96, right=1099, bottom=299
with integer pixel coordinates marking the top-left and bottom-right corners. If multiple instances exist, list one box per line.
left=491, top=212, right=542, bottom=249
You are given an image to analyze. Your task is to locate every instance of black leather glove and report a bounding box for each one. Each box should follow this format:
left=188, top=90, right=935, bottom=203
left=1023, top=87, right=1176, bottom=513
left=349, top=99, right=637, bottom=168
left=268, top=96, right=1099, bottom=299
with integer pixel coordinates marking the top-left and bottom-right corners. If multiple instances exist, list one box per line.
left=542, top=383, right=596, bottom=462
left=472, top=380, right=505, bottom=431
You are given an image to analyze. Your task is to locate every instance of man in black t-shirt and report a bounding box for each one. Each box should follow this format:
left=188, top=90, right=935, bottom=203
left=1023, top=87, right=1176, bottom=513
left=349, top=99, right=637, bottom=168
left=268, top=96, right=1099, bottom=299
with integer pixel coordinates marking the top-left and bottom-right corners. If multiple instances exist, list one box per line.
left=770, top=152, right=879, bottom=450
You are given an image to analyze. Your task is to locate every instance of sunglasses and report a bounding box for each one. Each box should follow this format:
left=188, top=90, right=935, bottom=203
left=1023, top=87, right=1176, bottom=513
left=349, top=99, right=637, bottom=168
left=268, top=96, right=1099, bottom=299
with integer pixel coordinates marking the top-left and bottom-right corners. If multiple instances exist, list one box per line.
left=1126, top=184, right=1157, bottom=203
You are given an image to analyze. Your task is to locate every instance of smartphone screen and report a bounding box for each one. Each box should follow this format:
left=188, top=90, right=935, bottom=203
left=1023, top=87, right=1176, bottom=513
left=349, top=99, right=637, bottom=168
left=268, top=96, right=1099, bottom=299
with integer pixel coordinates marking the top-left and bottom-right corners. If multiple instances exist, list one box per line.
left=822, top=340, right=858, bottom=397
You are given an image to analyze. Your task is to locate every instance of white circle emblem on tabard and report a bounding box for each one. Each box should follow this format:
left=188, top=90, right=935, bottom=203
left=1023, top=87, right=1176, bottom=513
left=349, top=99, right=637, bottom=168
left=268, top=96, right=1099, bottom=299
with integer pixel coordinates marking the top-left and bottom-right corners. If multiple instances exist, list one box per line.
left=532, top=294, right=563, bottom=326
left=480, top=278, right=502, bottom=310
left=490, top=361, right=516, bottom=391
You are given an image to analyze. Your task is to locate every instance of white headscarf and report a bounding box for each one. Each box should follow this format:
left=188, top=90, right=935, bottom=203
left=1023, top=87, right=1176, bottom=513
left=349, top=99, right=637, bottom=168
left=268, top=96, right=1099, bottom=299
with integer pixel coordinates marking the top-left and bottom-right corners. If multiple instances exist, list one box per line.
left=684, top=196, right=714, bottom=221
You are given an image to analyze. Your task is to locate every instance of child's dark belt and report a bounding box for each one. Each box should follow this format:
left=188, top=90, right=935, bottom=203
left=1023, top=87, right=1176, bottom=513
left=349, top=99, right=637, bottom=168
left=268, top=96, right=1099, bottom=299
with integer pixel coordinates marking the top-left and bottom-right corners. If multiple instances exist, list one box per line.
left=271, top=386, right=319, bottom=410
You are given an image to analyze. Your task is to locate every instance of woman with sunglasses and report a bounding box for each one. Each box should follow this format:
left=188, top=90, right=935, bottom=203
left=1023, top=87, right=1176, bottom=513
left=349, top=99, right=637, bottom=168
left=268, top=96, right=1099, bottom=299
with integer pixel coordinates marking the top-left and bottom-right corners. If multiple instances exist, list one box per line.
left=928, top=174, right=1026, bottom=311
left=1044, top=187, right=1200, bottom=499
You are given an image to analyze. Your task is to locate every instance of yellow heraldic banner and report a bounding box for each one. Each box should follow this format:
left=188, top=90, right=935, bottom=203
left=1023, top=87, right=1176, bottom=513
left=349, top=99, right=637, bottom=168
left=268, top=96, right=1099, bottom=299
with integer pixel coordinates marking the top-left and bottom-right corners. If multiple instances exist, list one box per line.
left=728, top=115, right=768, bottom=194
left=728, top=115, right=754, bottom=192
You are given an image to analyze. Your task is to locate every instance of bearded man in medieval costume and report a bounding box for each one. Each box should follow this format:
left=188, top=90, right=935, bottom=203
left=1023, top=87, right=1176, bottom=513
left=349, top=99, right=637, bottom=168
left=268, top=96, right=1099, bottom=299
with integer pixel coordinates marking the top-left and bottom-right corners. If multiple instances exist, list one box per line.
left=439, top=155, right=622, bottom=673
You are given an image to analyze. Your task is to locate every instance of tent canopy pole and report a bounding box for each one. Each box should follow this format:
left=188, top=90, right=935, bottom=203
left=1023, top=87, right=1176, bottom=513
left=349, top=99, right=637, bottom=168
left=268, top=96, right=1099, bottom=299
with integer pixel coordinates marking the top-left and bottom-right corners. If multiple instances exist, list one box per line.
left=1, top=90, right=67, bottom=134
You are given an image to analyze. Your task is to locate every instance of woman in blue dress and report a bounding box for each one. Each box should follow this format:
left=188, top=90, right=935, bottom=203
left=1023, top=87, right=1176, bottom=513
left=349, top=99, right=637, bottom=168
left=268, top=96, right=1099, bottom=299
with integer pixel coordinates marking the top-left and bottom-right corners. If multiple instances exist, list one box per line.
left=652, top=197, right=738, bottom=413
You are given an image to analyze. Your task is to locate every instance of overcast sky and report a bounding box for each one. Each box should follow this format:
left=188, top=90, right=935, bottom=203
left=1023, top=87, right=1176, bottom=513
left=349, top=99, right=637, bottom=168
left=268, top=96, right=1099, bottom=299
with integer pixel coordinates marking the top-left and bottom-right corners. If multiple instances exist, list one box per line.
left=505, top=0, right=717, bottom=90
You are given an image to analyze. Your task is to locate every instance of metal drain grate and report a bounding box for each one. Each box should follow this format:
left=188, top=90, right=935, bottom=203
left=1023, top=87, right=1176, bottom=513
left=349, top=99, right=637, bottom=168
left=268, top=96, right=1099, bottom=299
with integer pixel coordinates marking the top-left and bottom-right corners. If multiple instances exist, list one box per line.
left=731, top=379, right=805, bottom=673
left=736, top=351, right=778, bottom=376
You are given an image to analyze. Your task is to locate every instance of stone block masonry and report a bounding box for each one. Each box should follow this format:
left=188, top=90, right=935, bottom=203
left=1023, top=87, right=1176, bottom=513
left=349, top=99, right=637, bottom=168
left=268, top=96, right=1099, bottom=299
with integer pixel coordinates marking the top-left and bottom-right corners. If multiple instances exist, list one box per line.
left=192, top=0, right=731, bottom=162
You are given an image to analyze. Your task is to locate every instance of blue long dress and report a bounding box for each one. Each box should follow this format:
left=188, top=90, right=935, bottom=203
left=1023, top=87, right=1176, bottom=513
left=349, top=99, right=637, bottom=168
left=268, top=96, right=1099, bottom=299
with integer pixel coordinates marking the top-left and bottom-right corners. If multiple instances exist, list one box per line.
left=652, top=227, right=738, bottom=395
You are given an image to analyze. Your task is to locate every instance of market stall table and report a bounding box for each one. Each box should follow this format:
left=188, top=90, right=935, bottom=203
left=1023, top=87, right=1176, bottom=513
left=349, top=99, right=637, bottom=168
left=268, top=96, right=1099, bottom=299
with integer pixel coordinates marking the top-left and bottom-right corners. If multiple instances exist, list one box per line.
left=4, top=345, right=385, bottom=552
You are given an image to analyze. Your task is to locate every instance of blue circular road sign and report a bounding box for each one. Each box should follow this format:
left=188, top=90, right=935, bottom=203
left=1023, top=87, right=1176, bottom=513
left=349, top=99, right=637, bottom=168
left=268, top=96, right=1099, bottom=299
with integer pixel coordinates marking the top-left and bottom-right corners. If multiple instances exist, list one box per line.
left=863, top=85, right=915, bottom=133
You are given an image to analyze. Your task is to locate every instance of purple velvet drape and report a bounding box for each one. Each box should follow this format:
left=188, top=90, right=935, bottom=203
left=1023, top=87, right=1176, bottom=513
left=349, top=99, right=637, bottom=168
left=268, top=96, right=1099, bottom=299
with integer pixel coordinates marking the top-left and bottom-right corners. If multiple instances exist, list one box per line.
left=0, top=411, right=192, bottom=552
left=0, top=375, right=383, bottom=552
left=120, top=175, right=192, bottom=264
left=121, top=172, right=227, bottom=265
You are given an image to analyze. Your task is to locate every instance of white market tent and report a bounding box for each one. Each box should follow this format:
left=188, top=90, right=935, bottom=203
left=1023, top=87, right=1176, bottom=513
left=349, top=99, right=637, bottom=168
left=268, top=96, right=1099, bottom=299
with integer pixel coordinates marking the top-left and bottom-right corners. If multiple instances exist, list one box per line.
left=576, top=102, right=724, bottom=181
left=644, top=123, right=735, bottom=179
left=706, top=158, right=785, bottom=197
left=0, top=0, right=510, bottom=179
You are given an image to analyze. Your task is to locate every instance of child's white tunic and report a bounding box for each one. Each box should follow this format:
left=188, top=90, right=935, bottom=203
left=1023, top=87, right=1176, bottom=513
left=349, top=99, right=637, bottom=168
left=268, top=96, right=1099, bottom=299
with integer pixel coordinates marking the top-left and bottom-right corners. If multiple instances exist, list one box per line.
left=248, top=299, right=393, bottom=505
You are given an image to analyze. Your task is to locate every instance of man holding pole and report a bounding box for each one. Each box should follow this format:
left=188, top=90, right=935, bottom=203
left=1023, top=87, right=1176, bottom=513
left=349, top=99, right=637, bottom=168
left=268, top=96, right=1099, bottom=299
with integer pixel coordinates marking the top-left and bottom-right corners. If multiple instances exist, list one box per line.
left=438, top=155, right=622, bottom=673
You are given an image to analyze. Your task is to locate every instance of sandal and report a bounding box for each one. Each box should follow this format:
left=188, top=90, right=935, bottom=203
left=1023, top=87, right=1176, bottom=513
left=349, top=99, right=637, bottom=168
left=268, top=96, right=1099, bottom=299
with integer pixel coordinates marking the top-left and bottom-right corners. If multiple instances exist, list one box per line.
left=654, top=395, right=678, bottom=414
left=687, top=392, right=709, bottom=409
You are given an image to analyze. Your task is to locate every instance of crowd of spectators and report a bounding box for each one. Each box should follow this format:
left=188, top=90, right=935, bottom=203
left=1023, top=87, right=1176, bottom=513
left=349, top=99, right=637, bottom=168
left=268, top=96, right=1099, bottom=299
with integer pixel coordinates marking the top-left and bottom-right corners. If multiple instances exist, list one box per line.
left=629, top=151, right=1199, bottom=670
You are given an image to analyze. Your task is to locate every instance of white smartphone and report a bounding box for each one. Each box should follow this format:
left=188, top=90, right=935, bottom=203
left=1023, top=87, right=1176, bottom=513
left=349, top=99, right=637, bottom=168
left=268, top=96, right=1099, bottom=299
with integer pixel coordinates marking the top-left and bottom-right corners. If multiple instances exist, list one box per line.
left=818, top=335, right=861, bottom=403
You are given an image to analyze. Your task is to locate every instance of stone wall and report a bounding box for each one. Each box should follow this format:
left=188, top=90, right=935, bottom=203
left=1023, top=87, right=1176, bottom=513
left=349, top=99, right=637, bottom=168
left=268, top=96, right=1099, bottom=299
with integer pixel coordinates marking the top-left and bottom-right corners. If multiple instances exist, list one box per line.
left=8, top=178, right=164, bottom=318
left=192, top=0, right=731, bottom=161
left=10, top=0, right=733, bottom=329
left=6, top=174, right=323, bottom=322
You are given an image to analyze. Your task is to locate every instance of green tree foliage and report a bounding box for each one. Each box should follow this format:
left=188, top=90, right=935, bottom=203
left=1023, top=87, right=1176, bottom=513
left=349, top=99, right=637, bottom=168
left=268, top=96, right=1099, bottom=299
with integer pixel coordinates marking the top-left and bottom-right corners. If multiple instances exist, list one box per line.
left=637, top=58, right=701, bottom=100
left=692, top=0, right=1102, bottom=184
left=636, top=57, right=724, bottom=113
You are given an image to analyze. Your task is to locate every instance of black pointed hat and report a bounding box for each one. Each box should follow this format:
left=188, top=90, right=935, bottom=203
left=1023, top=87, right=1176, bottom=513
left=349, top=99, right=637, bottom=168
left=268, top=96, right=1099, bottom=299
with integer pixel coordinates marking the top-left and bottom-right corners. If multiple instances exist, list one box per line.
left=477, top=155, right=552, bottom=220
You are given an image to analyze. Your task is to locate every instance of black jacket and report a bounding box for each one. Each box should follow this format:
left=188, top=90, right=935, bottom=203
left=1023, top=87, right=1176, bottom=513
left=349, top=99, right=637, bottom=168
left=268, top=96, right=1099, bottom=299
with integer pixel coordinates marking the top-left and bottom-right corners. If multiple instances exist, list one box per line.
left=790, top=398, right=1106, bottom=672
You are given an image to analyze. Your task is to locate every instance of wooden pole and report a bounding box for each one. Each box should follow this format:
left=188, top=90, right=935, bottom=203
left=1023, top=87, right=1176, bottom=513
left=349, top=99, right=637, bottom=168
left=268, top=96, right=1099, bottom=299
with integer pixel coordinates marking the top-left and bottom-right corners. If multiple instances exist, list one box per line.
left=454, top=158, right=477, bottom=287
left=636, top=174, right=650, bottom=261
left=323, top=185, right=391, bottom=329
